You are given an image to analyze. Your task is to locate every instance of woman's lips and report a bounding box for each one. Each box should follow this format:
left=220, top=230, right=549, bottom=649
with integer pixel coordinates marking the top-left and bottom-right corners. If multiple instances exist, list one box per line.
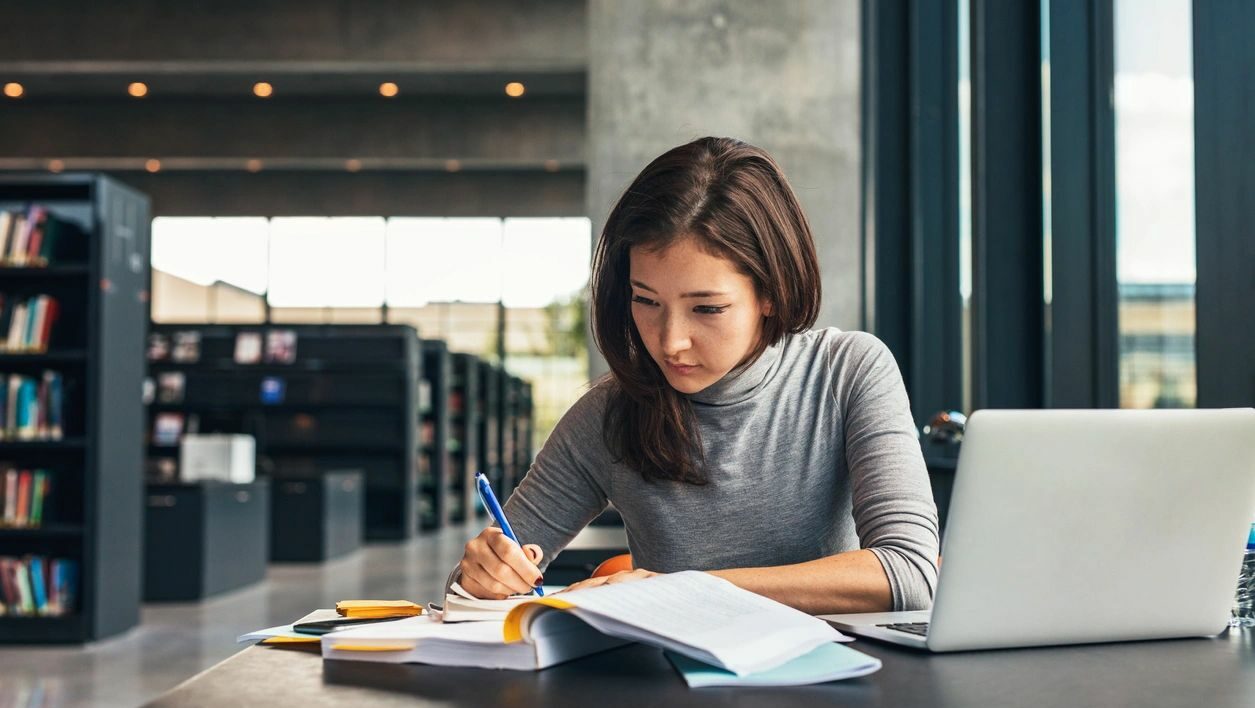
left=666, top=361, right=699, bottom=375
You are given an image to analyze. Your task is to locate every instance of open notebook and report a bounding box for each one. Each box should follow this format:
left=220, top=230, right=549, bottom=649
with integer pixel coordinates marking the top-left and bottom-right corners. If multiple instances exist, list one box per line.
left=324, top=571, right=850, bottom=677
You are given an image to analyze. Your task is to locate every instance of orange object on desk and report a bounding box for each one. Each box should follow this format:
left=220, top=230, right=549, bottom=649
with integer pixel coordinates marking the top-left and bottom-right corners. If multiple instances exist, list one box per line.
left=591, top=553, right=633, bottom=578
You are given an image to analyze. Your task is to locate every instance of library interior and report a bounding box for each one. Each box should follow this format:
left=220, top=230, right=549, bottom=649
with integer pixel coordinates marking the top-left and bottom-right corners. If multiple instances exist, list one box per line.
left=1, top=2, right=1253, bottom=707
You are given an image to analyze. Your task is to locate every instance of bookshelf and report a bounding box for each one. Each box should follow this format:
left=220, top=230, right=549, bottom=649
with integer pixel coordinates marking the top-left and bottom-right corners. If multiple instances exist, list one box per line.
left=0, top=173, right=149, bottom=643
left=448, top=352, right=481, bottom=524
left=516, top=379, right=535, bottom=490
left=419, top=340, right=450, bottom=530
left=502, top=375, right=534, bottom=499
left=477, top=360, right=504, bottom=509
left=144, top=324, right=421, bottom=541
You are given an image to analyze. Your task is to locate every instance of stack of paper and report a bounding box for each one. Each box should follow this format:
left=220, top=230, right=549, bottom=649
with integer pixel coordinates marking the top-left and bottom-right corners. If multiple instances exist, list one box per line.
left=323, top=572, right=856, bottom=680
left=440, top=582, right=538, bottom=623
left=322, top=614, right=628, bottom=670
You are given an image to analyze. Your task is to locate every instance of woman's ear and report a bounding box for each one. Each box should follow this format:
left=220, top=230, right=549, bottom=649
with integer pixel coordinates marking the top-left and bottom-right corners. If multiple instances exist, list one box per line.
left=761, top=300, right=775, bottom=317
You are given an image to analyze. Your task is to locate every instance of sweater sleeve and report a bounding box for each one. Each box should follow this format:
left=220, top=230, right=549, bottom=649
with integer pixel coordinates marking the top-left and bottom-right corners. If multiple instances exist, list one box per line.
left=446, top=384, right=611, bottom=591
left=499, top=385, right=612, bottom=569
left=836, top=332, right=940, bottom=611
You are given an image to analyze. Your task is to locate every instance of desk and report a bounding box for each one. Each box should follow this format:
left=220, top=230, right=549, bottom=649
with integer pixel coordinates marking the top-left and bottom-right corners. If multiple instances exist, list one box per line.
left=148, top=628, right=1254, bottom=707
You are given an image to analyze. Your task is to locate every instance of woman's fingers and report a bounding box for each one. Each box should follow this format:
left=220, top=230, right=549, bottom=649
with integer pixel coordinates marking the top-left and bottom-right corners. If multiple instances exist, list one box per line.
left=523, top=544, right=544, bottom=565
left=556, top=576, right=611, bottom=594
left=461, top=528, right=542, bottom=597
left=459, top=567, right=511, bottom=600
left=603, top=569, right=655, bottom=585
left=487, top=532, right=544, bottom=589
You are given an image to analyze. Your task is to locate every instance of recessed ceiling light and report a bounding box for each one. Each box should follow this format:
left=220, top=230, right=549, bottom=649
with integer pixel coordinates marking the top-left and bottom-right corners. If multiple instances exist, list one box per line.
left=345, top=159, right=362, bottom=172
left=445, top=159, right=462, bottom=172
left=379, top=82, right=399, bottom=98
left=145, top=159, right=161, bottom=173
left=3, top=82, right=23, bottom=98
left=128, top=82, right=148, bottom=98
left=48, top=159, right=65, bottom=173
left=253, top=82, right=273, bottom=98
left=505, top=82, right=525, bottom=98
left=544, top=160, right=560, bottom=172
left=245, top=159, right=263, bottom=173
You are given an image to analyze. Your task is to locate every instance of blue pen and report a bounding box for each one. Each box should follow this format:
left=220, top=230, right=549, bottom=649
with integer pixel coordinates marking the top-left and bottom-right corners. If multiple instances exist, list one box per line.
left=475, top=473, right=544, bottom=596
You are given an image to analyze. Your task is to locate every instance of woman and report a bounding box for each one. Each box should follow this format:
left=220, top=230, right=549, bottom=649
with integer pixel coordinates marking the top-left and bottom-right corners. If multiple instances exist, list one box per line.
left=458, top=137, right=938, bottom=614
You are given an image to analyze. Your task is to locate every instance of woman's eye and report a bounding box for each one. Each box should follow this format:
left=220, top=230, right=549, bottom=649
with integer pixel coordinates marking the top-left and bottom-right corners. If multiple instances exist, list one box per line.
left=694, top=305, right=729, bottom=315
left=631, top=294, right=657, bottom=306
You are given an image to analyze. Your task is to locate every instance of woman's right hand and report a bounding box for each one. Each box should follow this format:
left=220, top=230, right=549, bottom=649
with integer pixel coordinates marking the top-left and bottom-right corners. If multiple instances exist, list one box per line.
left=459, top=527, right=545, bottom=599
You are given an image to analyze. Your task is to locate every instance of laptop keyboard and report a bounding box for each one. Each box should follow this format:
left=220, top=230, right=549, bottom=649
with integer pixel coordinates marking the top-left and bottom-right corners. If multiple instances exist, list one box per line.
left=878, top=622, right=930, bottom=637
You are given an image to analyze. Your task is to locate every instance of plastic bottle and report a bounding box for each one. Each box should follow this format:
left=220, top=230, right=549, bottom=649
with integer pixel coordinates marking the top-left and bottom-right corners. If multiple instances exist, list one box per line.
left=1232, top=523, right=1255, bottom=628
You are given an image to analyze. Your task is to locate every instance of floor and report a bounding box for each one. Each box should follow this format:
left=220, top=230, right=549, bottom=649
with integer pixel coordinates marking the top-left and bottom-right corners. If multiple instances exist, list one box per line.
left=0, top=525, right=476, bottom=708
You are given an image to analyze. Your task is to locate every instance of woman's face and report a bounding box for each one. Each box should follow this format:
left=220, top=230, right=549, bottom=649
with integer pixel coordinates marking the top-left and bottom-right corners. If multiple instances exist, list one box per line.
left=629, top=237, right=771, bottom=394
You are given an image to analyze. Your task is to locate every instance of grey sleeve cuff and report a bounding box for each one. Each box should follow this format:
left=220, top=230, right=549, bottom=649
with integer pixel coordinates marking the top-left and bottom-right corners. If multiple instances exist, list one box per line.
left=868, top=545, right=939, bottom=612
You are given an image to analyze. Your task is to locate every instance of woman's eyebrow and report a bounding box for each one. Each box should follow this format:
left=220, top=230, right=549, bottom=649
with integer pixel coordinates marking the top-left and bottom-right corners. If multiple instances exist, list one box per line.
left=630, top=279, right=728, bottom=298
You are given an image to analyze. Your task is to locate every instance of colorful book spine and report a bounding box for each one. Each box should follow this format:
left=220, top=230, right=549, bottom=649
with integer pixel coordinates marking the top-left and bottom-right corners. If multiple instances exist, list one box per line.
left=0, top=370, right=66, bottom=441
left=0, top=467, right=52, bottom=528
left=0, top=556, right=77, bottom=616
left=0, top=294, right=59, bottom=352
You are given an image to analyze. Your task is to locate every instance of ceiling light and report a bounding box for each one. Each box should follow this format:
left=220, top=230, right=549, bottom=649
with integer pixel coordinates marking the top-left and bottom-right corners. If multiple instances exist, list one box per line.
left=445, top=159, right=462, bottom=172
left=505, top=82, right=525, bottom=98
left=379, top=82, right=399, bottom=98
left=345, top=159, right=362, bottom=172
left=128, top=82, right=148, bottom=98
left=145, top=159, right=161, bottom=173
left=48, top=159, right=65, bottom=173
left=544, top=160, right=560, bottom=172
left=3, top=82, right=23, bottom=98
left=245, top=159, right=263, bottom=173
left=253, top=82, right=273, bottom=98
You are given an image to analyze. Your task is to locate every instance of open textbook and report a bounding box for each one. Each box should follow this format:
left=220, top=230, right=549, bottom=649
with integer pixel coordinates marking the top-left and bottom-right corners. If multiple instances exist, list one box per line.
left=324, top=571, right=851, bottom=677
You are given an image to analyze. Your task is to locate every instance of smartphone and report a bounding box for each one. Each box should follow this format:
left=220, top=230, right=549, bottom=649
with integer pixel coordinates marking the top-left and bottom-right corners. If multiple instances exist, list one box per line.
left=293, top=616, right=407, bottom=636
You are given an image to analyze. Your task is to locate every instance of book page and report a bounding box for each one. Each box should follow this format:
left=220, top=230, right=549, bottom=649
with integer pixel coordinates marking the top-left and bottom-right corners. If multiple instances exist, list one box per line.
left=553, top=571, right=845, bottom=675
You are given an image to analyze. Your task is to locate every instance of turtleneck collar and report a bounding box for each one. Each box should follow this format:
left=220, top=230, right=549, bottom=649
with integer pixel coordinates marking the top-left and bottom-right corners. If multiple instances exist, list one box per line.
left=686, top=339, right=783, bottom=406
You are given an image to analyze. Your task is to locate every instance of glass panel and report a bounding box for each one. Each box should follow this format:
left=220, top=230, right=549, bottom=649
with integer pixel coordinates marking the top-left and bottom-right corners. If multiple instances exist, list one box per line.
left=1114, top=0, right=1196, bottom=408
left=268, top=217, right=386, bottom=308
left=150, top=217, right=268, bottom=323
left=385, top=218, right=504, bottom=307
left=957, top=0, right=973, bottom=414
left=501, top=218, right=593, bottom=451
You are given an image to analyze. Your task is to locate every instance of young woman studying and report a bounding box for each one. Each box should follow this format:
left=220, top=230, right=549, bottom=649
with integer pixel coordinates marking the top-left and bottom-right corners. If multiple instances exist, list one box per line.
left=456, top=137, right=939, bottom=615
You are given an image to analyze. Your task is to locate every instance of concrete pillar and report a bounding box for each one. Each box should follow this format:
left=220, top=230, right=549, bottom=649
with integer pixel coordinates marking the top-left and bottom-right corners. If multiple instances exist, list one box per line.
left=587, top=0, right=862, bottom=379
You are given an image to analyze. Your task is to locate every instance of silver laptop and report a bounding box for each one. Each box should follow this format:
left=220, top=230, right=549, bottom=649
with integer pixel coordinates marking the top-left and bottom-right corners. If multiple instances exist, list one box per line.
left=822, top=408, right=1255, bottom=652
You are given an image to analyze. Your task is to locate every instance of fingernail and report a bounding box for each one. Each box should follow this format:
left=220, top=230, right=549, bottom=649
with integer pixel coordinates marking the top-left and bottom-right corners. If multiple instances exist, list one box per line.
left=535, top=576, right=544, bottom=586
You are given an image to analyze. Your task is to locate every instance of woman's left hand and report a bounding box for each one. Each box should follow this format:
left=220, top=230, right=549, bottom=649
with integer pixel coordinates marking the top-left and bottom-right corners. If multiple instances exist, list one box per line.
left=556, top=569, right=660, bottom=594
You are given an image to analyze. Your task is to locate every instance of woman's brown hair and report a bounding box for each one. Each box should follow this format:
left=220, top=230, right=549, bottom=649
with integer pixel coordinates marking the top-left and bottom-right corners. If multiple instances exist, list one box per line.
left=590, top=136, right=821, bottom=484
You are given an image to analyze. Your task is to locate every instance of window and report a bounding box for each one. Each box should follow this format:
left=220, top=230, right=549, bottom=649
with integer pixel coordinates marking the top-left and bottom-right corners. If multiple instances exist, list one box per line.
left=151, top=215, right=593, bottom=448
left=1114, top=0, right=1196, bottom=408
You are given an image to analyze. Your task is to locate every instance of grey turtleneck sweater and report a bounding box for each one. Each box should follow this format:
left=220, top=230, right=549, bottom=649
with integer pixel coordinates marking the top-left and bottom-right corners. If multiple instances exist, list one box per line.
left=501, top=328, right=940, bottom=611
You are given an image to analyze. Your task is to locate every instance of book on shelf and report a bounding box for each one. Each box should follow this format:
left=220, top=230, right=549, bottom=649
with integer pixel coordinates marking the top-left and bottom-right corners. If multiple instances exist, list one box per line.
left=264, top=329, right=298, bottom=364
left=171, top=331, right=201, bottom=363
left=0, top=467, right=51, bottom=528
left=156, top=372, right=186, bottom=404
left=233, top=332, right=262, bottom=365
left=0, top=294, right=60, bottom=353
left=260, top=376, right=286, bottom=405
left=0, top=206, right=78, bottom=268
left=151, top=412, right=185, bottom=447
left=146, top=332, right=170, bottom=362
left=0, top=370, right=65, bottom=441
left=0, top=555, right=78, bottom=617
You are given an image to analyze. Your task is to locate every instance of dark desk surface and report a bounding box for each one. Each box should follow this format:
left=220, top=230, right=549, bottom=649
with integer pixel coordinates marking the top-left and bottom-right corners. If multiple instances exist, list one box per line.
left=149, top=628, right=1254, bottom=707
